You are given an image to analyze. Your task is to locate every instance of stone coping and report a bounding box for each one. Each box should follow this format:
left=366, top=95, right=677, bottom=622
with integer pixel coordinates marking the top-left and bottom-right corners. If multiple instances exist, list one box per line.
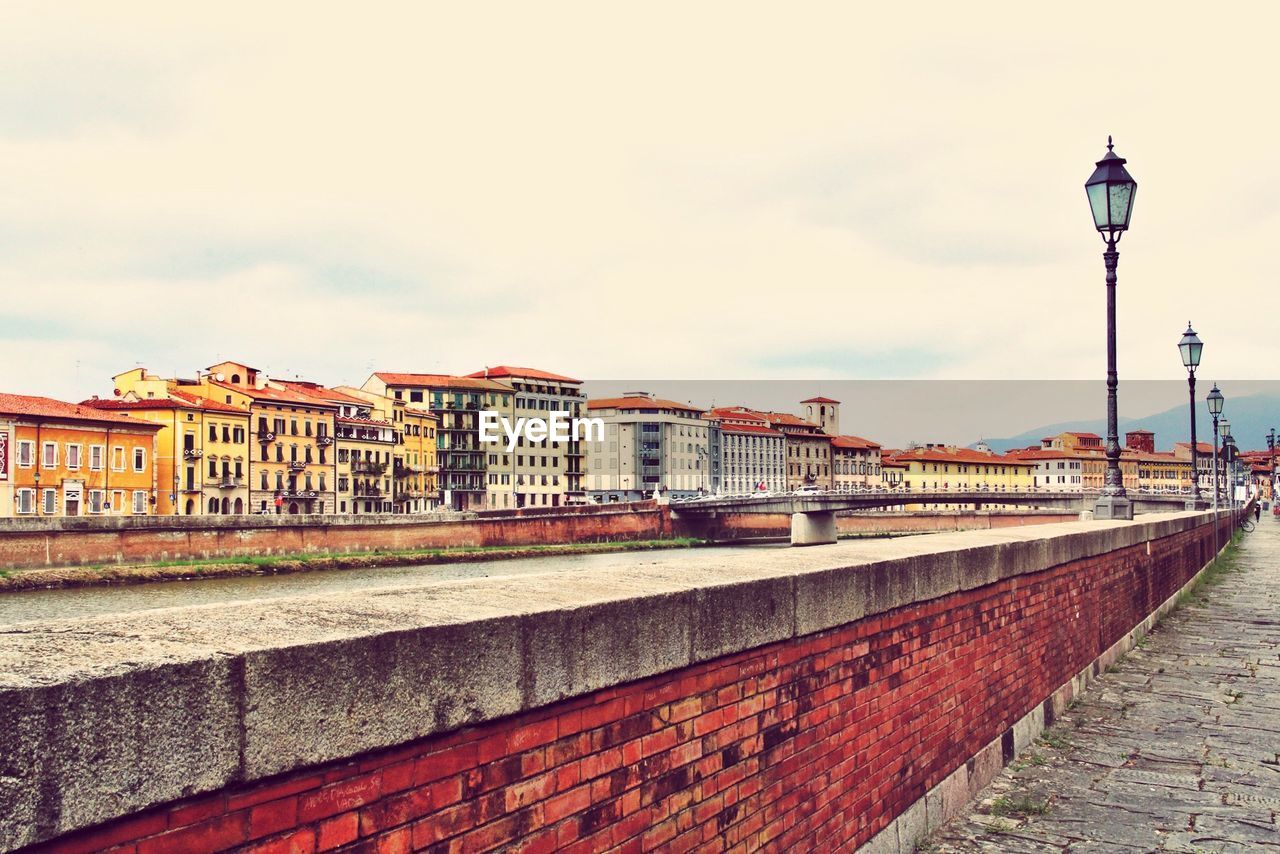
left=0, top=511, right=1213, bottom=851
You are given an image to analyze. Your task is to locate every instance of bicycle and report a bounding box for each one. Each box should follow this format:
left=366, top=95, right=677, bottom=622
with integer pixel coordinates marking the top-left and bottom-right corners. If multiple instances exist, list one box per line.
left=1239, top=515, right=1256, bottom=533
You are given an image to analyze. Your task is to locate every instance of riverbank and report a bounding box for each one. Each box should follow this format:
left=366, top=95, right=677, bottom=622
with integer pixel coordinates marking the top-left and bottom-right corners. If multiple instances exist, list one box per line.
left=0, top=538, right=705, bottom=592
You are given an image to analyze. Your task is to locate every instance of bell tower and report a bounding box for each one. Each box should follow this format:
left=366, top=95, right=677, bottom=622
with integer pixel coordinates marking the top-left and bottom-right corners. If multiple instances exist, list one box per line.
left=801, top=396, right=840, bottom=435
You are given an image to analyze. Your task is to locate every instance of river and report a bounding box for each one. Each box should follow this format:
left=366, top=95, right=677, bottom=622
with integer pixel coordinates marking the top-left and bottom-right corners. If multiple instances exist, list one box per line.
left=0, top=544, right=786, bottom=626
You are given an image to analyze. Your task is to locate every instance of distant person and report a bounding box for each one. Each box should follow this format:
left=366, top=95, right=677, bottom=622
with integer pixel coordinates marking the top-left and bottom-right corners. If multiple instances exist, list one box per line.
left=1256, top=502, right=1262, bottom=522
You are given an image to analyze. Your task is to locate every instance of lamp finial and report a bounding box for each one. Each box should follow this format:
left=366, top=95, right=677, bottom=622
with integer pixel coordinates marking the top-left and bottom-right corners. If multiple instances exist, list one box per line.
left=1107, top=135, right=1114, bottom=151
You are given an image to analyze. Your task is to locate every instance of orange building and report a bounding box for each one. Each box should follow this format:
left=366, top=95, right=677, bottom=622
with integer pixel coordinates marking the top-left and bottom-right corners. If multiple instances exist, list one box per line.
left=0, top=392, right=162, bottom=517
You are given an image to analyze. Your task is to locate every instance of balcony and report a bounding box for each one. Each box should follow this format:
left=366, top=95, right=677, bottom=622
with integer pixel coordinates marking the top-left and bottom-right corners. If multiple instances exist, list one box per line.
left=317, top=436, right=333, bottom=447
left=281, top=489, right=320, bottom=499
left=217, top=477, right=241, bottom=489
left=258, top=432, right=276, bottom=443
left=354, top=486, right=383, bottom=498
left=351, top=460, right=388, bottom=476
left=288, top=461, right=308, bottom=472
left=183, top=448, right=204, bottom=460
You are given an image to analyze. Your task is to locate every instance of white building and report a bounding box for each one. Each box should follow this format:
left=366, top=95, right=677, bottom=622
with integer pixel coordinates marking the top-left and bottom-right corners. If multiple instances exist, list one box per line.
left=717, top=423, right=786, bottom=495
left=586, top=394, right=709, bottom=502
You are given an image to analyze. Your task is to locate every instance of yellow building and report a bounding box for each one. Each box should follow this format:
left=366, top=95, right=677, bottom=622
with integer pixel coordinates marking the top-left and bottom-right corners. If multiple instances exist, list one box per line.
left=399, top=406, right=440, bottom=512
left=190, top=362, right=338, bottom=515
left=107, top=368, right=251, bottom=515
left=891, top=445, right=1036, bottom=494
left=1, top=392, right=161, bottom=517
left=336, top=386, right=440, bottom=514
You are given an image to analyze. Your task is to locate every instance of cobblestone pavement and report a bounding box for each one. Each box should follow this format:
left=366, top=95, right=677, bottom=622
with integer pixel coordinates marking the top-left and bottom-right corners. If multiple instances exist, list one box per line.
left=927, top=514, right=1280, bottom=852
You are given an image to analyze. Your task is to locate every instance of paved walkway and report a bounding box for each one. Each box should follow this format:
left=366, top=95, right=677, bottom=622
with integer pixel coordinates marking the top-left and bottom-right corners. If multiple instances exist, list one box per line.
left=928, top=513, right=1280, bottom=852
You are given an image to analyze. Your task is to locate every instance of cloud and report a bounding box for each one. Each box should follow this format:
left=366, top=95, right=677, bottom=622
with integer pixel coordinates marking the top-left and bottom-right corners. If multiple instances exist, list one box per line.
left=0, top=3, right=1279, bottom=405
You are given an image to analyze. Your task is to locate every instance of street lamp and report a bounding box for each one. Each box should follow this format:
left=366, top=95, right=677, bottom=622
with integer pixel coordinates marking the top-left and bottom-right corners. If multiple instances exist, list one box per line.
left=1178, top=322, right=1203, bottom=506
left=33, top=470, right=41, bottom=517
left=1207, top=384, right=1223, bottom=511
left=1086, top=136, right=1138, bottom=520
left=1221, top=415, right=1232, bottom=511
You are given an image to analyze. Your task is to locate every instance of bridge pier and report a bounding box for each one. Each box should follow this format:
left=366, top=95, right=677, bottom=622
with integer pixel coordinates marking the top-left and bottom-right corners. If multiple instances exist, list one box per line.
left=791, top=510, right=837, bottom=546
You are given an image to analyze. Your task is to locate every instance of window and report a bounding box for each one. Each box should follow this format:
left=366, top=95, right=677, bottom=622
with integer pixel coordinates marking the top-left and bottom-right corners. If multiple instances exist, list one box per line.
left=133, top=448, right=146, bottom=472
left=112, top=446, right=125, bottom=471
left=209, top=424, right=218, bottom=442
left=66, top=444, right=82, bottom=470
left=90, top=445, right=104, bottom=471
left=42, top=489, right=57, bottom=515
left=16, top=440, right=33, bottom=467
left=42, top=442, right=57, bottom=468
left=87, top=490, right=105, bottom=514
left=16, top=488, right=35, bottom=515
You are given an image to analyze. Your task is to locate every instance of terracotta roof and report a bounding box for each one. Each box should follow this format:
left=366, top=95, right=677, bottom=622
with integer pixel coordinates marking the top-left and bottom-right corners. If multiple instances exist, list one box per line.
left=831, top=435, right=882, bottom=450
left=587, top=396, right=704, bottom=414
left=1125, top=428, right=1154, bottom=435
left=1, top=392, right=162, bottom=428
left=167, top=389, right=250, bottom=413
left=83, top=392, right=247, bottom=415
left=207, top=379, right=336, bottom=407
left=464, top=366, right=582, bottom=384
left=758, top=412, right=826, bottom=433
left=1064, top=431, right=1102, bottom=439
left=1174, top=441, right=1215, bottom=455
left=890, top=446, right=1035, bottom=467
left=704, top=407, right=770, bottom=424
left=373, top=372, right=511, bottom=392
left=720, top=423, right=783, bottom=437
left=274, top=381, right=370, bottom=406
left=801, top=396, right=840, bottom=404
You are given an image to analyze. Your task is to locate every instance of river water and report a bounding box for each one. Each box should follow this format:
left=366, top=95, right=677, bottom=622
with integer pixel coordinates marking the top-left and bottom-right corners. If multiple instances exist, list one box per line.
left=0, top=544, right=786, bottom=626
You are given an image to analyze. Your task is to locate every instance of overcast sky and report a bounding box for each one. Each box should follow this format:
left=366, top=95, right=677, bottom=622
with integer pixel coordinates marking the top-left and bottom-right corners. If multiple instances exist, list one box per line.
left=3, top=3, right=1279, bottom=419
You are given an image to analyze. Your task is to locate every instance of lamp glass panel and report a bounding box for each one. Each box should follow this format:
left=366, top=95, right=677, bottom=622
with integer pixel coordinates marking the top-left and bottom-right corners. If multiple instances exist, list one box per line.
left=1109, top=183, right=1134, bottom=228
left=1086, top=183, right=1110, bottom=229
left=1181, top=340, right=1202, bottom=367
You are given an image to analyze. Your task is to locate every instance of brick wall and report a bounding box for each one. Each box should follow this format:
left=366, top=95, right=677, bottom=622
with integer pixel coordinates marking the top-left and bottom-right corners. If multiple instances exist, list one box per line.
left=24, top=514, right=1231, bottom=854
left=0, top=505, right=1073, bottom=570
left=0, top=504, right=673, bottom=570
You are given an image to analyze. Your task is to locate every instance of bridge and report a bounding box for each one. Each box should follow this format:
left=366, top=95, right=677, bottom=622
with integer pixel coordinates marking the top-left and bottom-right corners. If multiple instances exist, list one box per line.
left=669, top=489, right=1199, bottom=544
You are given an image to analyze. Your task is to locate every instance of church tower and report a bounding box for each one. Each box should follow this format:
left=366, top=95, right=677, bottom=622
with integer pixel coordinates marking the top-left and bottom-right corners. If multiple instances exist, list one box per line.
left=801, top=396, right=840, bottom=435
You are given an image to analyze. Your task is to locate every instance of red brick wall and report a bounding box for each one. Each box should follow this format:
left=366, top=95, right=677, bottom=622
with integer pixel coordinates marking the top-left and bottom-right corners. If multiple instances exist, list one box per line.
left=0, top=505, right=673, bottom=570
left=0, top=506, right=1073, bottom=569
left=27, top=515, right=1228, bottom=854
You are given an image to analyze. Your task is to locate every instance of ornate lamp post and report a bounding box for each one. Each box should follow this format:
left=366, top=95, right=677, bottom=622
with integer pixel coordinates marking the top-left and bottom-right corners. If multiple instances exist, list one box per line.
left=1221, top=415, right=1233, bottom=511
left=1268, top=427, right=1277, bottom=503
left=1085, top=137, right=1138, bottom=520
left=1178, top=323, right=1203, bottom=506
left=1207, top=384, right=1224, bottom=512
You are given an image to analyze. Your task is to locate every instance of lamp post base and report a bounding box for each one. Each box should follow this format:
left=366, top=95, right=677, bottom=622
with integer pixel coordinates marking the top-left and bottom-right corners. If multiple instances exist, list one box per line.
left=1094, top=494, right=1134, bottom=520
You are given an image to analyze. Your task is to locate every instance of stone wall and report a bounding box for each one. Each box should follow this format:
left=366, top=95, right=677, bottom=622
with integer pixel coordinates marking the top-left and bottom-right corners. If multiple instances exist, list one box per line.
left=0, top=510, right=1236, bottom=852
left=0, top=504, right=1074, bottom=570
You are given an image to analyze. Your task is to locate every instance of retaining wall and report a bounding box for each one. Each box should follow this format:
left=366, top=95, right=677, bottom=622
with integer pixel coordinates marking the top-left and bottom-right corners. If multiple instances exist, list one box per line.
left=0, top=510, right=1236, bottom=852
left=0, top=505, right=1076, bottom=570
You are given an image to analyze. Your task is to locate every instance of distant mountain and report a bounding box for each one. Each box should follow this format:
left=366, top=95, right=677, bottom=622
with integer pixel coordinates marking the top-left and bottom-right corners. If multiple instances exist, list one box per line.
left=980, top=393, right=1280, bottom=454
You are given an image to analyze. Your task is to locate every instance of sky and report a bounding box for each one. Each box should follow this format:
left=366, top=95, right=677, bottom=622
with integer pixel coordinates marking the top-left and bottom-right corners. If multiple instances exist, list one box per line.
left=3, top=3, right=1279, bottom=423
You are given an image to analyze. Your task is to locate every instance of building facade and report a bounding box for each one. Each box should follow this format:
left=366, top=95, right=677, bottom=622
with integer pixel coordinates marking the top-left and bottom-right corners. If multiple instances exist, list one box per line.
left=364, top=373, right=512, bottom=511
left=716, top=423, right=786, bottom=494
left=337, top=387, right=440, bottom=514
left=465, top=367, right=587, bottom=510
left=831, top=435, right=883, bottom=491
left=91, top=376, right=252, bottom=515
left=193, top=362, right=338, bottom=515
left=585, top=394, right=709, bottom=502
left=0, top=392, right=161, bottom=518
